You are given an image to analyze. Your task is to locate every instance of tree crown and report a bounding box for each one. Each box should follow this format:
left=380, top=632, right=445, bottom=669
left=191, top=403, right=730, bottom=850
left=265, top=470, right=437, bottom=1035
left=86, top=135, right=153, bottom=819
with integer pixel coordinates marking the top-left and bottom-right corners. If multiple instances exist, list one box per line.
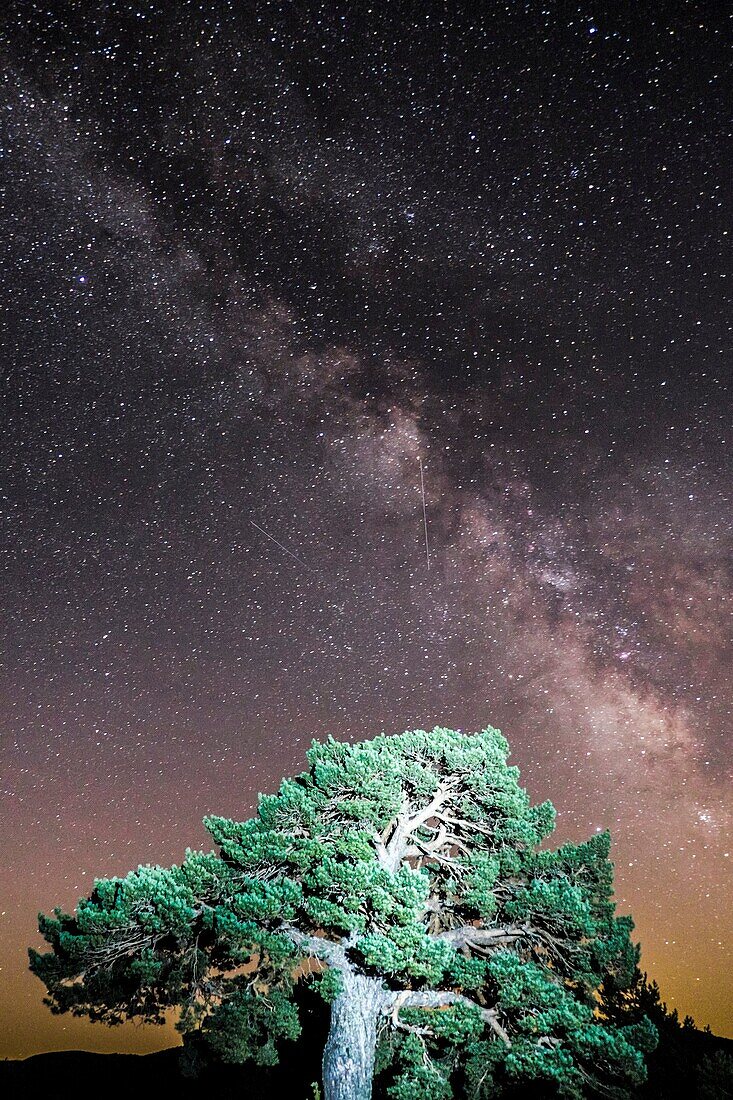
left=31, top=726, right=656, bottom=1098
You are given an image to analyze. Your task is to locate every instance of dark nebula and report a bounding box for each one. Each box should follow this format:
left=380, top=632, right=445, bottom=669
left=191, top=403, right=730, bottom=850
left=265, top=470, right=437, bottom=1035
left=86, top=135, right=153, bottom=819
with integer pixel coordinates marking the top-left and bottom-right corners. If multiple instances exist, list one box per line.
left=1, top=1, right=730, bottom=1056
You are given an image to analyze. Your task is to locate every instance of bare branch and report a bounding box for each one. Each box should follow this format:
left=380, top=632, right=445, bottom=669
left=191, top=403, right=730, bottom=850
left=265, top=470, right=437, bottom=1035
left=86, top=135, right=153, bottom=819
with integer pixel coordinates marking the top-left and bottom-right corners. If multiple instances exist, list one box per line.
left=388, top=988, right=512, bottom=1048
left=278, top=924, right=348, bottom=969
left=373, top=781, right=464, bottom=873
left=436, top=922, right=581, bottom=969
left=436, top=925, right=531, bottom=949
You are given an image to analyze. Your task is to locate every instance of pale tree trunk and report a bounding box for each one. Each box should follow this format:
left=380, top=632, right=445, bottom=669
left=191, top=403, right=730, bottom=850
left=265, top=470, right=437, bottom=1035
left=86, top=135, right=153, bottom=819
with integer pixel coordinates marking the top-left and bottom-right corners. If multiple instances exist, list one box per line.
left=322, top=969, right=386, bottom=1100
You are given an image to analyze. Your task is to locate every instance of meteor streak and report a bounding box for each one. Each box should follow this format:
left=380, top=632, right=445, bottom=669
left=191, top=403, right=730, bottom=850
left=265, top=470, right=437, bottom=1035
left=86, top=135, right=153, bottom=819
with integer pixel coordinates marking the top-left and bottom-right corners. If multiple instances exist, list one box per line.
left=249, top=519, right=316, bottom=572
left=419, top=456, right=430, bottom=572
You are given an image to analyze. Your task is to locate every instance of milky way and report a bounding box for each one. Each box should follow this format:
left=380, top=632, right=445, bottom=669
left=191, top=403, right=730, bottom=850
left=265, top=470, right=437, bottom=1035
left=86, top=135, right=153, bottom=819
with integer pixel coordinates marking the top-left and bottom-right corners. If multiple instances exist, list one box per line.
left=1, top=2, right=730, bottom=1056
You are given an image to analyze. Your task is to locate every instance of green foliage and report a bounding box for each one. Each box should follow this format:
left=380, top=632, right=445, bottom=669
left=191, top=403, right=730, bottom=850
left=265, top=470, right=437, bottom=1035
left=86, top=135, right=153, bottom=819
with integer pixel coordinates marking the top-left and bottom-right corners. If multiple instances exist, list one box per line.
left=383, top=1032, right=455, bottom=1100
left=200, top=983, right=301, bottom=1066
left=309, top=966, right=343, bottom=1004
left=30, top=724, right=658, bottom=1097
left=462, top=851, right=500, bottom=915
left=462, top=1038, right=506, bottom=1098
left=598, top=967, right=733, bottom=1100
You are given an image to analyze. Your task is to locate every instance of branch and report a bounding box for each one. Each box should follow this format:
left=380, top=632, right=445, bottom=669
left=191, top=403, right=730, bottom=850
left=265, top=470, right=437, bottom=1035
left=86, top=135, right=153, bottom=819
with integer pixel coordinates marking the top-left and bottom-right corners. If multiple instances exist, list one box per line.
left=432, top=813, right=497, bottom=839
left=389, top=989, right=512, bottom=1048
left=278, top=925, right=347, bottom=969
left=83, top=933, right=160, bottom=967
left=407, top=843, right=466, bottom=874
left=374, top=780, right=463, bottom=873
left=436, top=923, right=579, bottom=972
left=407, top=777, right=462, bottom=833
left=390, top=992, right=434, bottom=1036
left=436, top=925, right=530, bottom=950
left=411, top=822, right=470, bottom=858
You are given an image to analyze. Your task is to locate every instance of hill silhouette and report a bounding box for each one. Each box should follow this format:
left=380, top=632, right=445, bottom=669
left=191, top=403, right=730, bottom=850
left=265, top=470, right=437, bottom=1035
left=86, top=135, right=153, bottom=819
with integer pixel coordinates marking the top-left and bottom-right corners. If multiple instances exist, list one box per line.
left=3, top=991, right=732, bottom=1100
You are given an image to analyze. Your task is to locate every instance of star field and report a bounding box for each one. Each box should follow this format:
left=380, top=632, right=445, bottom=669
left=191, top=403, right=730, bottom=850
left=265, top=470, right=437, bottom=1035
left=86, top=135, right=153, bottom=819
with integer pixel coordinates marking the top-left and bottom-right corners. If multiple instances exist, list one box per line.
left=0, top=1, right=731, bottom=1056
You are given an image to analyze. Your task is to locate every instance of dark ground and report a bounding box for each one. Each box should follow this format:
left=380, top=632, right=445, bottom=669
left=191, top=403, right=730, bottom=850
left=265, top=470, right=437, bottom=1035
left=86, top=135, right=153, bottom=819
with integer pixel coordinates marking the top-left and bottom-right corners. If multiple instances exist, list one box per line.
left=3, top=1023, right=732, bottom=1100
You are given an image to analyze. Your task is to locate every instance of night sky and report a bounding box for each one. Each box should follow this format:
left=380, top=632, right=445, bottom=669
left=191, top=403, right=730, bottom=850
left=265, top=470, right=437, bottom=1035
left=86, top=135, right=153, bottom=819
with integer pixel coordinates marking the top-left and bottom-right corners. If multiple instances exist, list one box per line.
left=1, top=1, right=731, bottom=1058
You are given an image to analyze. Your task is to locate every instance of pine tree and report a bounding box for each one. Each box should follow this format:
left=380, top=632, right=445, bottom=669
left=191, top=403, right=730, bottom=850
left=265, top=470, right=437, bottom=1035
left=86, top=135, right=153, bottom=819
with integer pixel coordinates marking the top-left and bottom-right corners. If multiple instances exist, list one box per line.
left=598, top=968, right=668, bottom=1030
left=30, top=726, right=656, bottom=1099
left=698, top=1050, right=733, bottom=1100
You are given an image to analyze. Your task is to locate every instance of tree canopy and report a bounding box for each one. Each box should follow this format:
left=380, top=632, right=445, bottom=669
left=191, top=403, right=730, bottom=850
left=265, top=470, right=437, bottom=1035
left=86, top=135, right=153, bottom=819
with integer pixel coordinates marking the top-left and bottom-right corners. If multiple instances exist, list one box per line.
left=31, top=725, right=657, bottom=1099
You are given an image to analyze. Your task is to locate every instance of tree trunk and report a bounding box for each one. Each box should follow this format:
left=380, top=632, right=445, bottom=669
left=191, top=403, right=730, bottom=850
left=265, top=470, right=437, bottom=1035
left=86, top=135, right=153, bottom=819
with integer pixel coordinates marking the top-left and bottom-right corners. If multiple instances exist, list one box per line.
left=322, top=970, right=385, bottom=1100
